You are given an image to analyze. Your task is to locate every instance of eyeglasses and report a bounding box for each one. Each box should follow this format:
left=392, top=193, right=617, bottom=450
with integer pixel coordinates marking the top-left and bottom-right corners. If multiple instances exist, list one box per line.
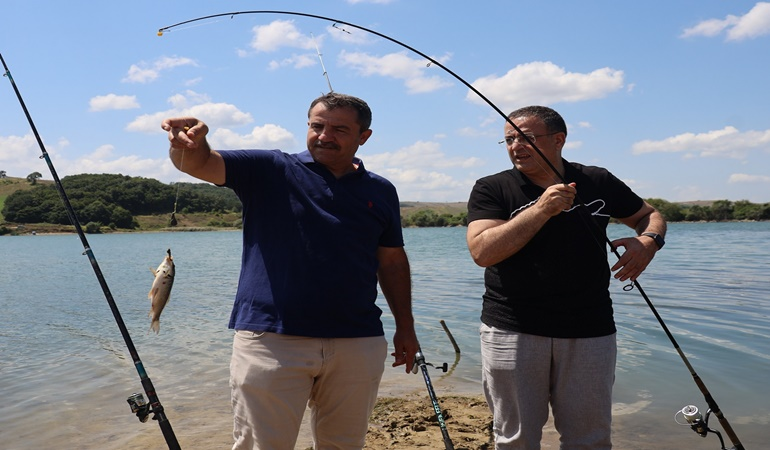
left=500, top=132, right=559, bottom=147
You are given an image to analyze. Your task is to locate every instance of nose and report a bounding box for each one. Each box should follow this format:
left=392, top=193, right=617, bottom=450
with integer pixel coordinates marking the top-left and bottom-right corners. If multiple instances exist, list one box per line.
left=314, top=125, right=335, bottom=141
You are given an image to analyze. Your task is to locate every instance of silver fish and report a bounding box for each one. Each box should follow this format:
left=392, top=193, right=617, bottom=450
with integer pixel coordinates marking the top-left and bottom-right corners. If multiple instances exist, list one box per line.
left=148, top=248, right=175, bottom=334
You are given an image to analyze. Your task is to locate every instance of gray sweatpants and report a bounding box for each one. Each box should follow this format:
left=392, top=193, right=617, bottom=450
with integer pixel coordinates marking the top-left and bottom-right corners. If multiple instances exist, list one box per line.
left=480, top=324, right=617, bottom=449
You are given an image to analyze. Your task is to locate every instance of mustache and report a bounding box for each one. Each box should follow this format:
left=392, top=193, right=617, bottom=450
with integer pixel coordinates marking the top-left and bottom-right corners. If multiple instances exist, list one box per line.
left=313, top=140, right=340, bottom=150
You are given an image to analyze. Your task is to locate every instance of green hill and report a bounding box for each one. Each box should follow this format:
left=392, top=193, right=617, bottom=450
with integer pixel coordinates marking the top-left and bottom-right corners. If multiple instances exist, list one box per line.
left=0, top=176, right=52, bottom=221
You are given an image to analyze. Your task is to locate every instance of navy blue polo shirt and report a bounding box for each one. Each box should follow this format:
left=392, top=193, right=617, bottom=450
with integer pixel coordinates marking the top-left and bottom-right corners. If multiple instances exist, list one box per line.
left=220, top=149, right=404, bottom=338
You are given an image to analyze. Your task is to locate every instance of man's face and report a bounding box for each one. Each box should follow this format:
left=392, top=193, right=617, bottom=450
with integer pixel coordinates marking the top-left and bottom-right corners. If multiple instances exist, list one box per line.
left=504, top=115, right=564, bottom=178
left=307, top=103, right=372, bottom=176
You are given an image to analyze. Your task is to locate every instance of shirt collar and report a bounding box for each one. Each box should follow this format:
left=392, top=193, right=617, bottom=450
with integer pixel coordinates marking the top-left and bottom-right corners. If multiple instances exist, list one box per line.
left=514, top=158, right=573, bottom=187
left=297, top=150, right=366, bottom=177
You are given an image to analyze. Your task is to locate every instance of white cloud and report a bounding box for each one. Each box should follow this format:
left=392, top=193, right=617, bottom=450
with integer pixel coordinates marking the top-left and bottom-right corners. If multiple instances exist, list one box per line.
left=364, top=140, right=484, bottom=170
left=0, top=135, right=76, bottom=178
left=167, top=91, right=211, bottom=109
left=124, top=65, right=158, bottom=84
left=62, top=145, right=183, bottom=181
left=728, top=173, right=770, bottom=183
left=71, top=145, right=158, bottom=173
left=268, top=53, right=318, bottom=70
left=360, top=140, right=483, bottom=200
left=681, top=2, right=770, bottom=41
left=126, top=91, right=253, bottom=134
left=338, top=50, right=453, bottom=94
left=467, top=61, right=624, bottom=111
left=122, top=56, right=197, bottom=83
left=728, top=2, right=770, bottom=40
left=0, top=134, right=41, bottom=166
left=89, top=94, right=140, bottom=112
left=250, top=20, right=317, bottom=52
left=248, top=20, right=331, bottom=71
left=209, top=125, right=297, bottom=150
left=0, top=137, right=182, bottom=182
left=631, top=126, right=770, bottom=158
left=681, top=16, right=739, bottom=38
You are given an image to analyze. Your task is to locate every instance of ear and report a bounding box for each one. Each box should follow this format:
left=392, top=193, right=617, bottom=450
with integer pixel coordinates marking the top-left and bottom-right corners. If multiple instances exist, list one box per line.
left=553, top=132, right=566, bottom=151
left=358, top=129, right=373, bottom=146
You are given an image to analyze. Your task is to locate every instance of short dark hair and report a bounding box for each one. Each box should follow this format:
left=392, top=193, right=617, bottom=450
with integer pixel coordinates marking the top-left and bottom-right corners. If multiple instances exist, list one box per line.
left=507, top=105, right=567, bottom=137
left=308, top=92, right=372, bottom=133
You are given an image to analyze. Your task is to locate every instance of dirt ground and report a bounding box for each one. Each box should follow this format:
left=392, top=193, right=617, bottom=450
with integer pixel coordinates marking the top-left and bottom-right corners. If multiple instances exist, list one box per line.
left=362, top=393, right=496, bottom=449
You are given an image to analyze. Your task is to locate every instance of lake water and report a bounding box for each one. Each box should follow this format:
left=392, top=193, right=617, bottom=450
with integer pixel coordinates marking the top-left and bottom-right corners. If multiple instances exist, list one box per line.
left=1, top=222, right=768, bottom=449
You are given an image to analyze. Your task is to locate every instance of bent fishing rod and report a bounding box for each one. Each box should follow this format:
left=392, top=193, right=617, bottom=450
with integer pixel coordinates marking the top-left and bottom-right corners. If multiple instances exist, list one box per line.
left=0, top=53, right=181, bottom=450
left=158, top=12, right=745, bottom=449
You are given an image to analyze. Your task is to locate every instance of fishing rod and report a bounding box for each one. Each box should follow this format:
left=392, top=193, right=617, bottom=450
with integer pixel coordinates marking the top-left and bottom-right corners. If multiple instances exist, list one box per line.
left=158, top=12, right=745, bottom=449
left=0, top=53, right=181, bottom=450
left=412, top=349, right=454, bottom=450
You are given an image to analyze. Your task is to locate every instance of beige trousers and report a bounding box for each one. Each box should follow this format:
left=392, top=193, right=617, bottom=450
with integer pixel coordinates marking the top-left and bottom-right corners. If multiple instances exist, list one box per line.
left=230, top=330, right=387, bottom=450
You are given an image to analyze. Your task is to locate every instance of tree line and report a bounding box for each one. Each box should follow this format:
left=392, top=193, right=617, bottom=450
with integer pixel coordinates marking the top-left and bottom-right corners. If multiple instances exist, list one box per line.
left=2, top=173, right=768, bottom=231
left=1, top=173, right=241, bottom=230
left=399, top=198, right=770, bottom=227
left=646, top=198, right=770, bottom=222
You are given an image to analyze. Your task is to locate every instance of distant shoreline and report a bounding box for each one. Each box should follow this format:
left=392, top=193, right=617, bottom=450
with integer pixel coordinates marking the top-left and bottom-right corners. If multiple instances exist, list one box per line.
left=2, top=216, right=768, bottom=237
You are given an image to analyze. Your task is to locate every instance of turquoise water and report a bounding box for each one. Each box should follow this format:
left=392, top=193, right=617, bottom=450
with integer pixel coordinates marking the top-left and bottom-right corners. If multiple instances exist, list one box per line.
left=1, top=222, right=768, bottom=448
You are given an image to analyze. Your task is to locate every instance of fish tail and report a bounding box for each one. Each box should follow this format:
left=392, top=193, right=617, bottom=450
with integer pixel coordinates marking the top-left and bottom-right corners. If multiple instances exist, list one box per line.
left=150, top=319, right=160, bottom=334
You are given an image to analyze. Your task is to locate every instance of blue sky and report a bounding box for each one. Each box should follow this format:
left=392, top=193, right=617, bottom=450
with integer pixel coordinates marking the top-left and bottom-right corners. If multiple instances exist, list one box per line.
left=1, top=1, right=769, bottom=203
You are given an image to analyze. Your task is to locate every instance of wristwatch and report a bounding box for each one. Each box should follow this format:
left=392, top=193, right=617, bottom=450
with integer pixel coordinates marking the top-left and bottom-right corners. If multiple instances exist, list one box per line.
left=641, top=232, right=665, bottom=250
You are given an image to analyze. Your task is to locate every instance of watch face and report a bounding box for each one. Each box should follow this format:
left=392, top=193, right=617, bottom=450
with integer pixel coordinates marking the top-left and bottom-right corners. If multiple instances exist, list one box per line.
left=643, top=233, right=664, bottom=249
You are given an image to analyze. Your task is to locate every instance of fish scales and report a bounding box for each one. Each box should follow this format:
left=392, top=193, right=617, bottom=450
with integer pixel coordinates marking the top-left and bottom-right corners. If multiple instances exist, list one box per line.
left=148, top=248, right=175, bottom=334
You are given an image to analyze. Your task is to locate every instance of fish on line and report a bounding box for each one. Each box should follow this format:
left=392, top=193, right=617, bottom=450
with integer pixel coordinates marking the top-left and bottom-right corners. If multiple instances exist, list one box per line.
left=148, top=248, right=175, bottom=334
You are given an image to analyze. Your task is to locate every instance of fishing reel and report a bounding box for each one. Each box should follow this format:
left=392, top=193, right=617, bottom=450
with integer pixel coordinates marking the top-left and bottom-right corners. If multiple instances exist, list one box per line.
left=675, top=405, right=732, bottom=450
left=127, top=392, right=152, bottom=423
left=411, top=351, right=449, bottom=374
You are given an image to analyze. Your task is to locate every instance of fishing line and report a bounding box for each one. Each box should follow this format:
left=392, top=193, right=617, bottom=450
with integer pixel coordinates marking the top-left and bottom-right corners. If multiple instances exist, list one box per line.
left=169, top=143, right=186, bottom=226
left=158, top=12, right=746, bottom=449
left=1, top=53, right=181, bottom=450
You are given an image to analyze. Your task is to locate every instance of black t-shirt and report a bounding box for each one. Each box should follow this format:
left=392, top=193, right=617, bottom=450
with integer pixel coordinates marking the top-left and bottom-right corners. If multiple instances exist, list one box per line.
left=467, top=160, right=644, bottom=338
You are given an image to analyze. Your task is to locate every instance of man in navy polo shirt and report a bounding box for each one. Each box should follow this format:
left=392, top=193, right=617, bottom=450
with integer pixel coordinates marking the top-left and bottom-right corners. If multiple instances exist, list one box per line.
left=162, top=92, right=419, bottom=449
left=466, top=105, right=666, bottom=449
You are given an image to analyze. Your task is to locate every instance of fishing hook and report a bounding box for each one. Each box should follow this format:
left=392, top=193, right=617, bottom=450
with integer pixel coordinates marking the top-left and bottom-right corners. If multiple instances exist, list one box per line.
left=1, top=53, right=181, bottom=450
left=157, top=11, right=746, bottom=450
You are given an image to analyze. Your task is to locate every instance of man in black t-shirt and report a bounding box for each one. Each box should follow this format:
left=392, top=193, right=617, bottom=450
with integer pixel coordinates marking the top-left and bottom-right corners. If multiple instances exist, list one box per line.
left=466, top=105, right=666, bottom=449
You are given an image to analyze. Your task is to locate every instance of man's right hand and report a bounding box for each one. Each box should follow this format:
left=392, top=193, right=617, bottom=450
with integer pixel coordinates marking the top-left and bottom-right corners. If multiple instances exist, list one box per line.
left=537, top=182, right=577, bottom=217
left=161, top=117, right=209, bottom=150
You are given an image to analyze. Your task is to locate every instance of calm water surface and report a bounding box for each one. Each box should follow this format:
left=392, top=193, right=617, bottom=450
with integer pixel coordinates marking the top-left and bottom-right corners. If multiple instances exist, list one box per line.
left=1, top=222, right=768, bottom=448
